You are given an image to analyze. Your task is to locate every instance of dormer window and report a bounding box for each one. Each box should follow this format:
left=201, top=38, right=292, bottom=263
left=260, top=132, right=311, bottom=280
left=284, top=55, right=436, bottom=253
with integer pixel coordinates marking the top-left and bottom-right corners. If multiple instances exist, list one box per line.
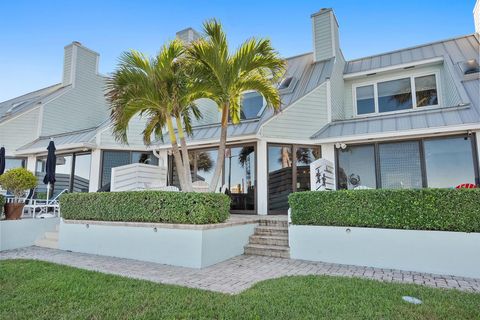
left=461, top=59, right=480, bottom=75
left=354, top=73, right=439, bottom=116
left=278, top=77, right=293, bottom=90
left=240, top=91, right=265, bottom=119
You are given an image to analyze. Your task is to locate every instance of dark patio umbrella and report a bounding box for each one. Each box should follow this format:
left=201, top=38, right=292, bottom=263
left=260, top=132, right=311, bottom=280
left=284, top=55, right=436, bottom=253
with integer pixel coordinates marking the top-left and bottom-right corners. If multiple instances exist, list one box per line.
left=0, top=147, right=5, bottom=175
left=43, top=141, right=56, bottom=199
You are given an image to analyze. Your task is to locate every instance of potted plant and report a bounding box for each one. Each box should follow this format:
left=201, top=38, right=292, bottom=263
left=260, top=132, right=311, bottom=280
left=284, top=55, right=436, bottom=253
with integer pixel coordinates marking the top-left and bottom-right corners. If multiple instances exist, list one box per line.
left=0, top=168, right=37, bottom=220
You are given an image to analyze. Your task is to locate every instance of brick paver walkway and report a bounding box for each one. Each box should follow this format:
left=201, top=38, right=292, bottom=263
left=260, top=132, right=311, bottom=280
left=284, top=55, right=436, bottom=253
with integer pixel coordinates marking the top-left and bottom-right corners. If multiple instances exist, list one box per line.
left=1, top=246, right=479, bottom=294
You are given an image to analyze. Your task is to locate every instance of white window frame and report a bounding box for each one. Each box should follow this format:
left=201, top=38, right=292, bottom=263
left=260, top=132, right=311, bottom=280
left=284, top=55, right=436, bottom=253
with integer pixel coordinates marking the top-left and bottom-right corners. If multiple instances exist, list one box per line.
left=353, top=71, right=442, bottom=117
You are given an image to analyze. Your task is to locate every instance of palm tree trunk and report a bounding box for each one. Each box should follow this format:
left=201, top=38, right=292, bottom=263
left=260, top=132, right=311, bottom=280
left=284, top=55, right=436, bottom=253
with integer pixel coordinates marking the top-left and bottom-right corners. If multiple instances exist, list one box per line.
left=166, top=117, right=187, bottom=191
left=176, top=117, right=193, bottom=192
left=209, top=103, right=229, bottom=192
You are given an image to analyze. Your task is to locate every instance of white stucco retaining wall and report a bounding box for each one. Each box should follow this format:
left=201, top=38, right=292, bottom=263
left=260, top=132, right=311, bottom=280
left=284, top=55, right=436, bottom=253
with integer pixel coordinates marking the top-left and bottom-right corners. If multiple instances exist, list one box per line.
left=0, top=218, right=59, bottom=251
left=289, top=225, right=480, bottom=279
left=59, top=220, right=256, bottom=268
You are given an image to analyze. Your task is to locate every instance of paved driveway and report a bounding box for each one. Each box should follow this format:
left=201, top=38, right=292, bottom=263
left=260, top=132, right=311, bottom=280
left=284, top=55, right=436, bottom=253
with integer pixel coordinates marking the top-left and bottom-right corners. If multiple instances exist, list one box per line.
left=1, top=246, right=479, bottom=294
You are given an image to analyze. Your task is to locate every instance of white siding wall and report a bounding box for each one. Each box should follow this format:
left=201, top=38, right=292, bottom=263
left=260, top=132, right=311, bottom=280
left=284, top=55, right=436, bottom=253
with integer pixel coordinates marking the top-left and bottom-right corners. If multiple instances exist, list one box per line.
left=62, top=45, right=73, bottom=85
left=191, top=98, right=219, bottom=126
left=330, top=53, right=346, bottom=120
left=342, top=64, right=461, bottom=119
left=99, top=115, right=148, bottom=148
left=261, top=84, right=329, bottom=139
left=41, top=45, right=109, bottom=136
left=0, top=108, right=40, bottom=155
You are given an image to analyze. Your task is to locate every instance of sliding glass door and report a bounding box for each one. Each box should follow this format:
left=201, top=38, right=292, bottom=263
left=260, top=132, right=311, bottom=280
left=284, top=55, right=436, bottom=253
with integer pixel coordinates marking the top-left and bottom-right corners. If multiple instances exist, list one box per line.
left=267, top=144, right=320, bottom=214
left=337, top=135, right=479, bottom=190
left=169, top=143, right=257, bottom=214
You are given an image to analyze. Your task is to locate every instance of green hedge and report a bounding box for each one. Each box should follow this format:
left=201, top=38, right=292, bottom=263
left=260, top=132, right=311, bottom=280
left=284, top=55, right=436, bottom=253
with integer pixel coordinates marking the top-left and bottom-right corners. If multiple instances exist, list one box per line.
left=0, top=194, right=4, bottom=213
left=60, top=191, right=231, bottom=224
left=289, top=189, right=480, bottom=232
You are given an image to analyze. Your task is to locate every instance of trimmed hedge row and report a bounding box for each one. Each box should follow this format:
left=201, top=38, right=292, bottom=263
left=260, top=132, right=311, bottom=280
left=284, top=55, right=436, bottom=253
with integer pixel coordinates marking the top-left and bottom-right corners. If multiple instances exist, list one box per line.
left=60, top=191, right=231, bottom=224
left=0, top=194, right=4, bottom=213
left=289, top=189, right=480, bottom=232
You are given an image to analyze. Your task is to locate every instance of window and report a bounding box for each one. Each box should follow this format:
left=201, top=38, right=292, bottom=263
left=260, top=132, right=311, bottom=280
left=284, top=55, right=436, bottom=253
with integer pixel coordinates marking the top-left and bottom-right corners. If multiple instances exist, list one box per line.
left=225, top=146, right=256, bottom=211
left=35, top=152, right=91, bottom=195
left=354, top=73, right=439, bottom=115
left=356, top=85, right=375, bottom=115
left=415, top=75, right=438, bottom=107
left=169, top=144, right=257, bottom=213
left=338, top=145, right=377, bottom=189
left=336, top=135, right=478, bottom=190
left=278, top=77, right=293, bottom=90
left=267, top=144, right=320, bottom=214
left=424, top=136, right=476, bottom=188
left=240, top=92, right=265, bottom=119
left=5, top=158, right=26, bottom=171
left=378, top=78, right=412, bottom=113
left=378, top=141, right=422, bottom=189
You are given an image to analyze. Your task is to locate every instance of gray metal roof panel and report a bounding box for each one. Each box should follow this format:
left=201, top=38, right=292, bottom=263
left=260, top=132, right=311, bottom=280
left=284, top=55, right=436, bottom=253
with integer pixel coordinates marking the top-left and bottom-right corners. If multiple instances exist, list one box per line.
left=16, top=127, right=98, bottom=152
left=0, top=84, right=68, bottom=122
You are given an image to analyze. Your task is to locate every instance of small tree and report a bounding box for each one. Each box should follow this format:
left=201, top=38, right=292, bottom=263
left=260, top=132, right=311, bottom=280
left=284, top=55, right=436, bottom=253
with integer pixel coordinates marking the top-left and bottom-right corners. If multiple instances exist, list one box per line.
left=0, top=168, right=37, bottom=202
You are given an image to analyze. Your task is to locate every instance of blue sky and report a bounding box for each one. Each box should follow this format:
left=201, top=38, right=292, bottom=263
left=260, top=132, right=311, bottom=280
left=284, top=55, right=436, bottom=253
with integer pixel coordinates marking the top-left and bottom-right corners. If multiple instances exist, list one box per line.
left=0, top=0, right=476, bottom=101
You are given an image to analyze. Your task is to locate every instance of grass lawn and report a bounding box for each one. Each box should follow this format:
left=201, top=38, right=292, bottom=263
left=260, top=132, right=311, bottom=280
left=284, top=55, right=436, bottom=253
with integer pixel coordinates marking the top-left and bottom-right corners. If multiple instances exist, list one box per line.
left=1, top=260, right=479, bottom=319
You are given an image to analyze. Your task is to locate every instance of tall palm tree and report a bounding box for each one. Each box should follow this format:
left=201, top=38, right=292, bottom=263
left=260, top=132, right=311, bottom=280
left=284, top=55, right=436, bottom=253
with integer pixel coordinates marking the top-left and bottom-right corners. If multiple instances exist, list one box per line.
left=106, top=40, right=200, bottom=191
left=188, top=19, right=286, bottom=191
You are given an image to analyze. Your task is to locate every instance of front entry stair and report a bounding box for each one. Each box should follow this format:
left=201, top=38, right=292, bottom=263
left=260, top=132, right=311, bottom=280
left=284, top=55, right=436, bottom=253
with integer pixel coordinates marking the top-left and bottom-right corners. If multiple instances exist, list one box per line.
left=244, top=219, right=290, bottom=258
left=35, top=224, right=59, bottom=249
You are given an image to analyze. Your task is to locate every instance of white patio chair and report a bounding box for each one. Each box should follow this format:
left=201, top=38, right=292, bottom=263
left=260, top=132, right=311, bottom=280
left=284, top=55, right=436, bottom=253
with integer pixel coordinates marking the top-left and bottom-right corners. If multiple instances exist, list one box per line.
left=218, top=184, right=228, bottom=194
left=192, top=181, right=209, bottom=193
left=353, top=185, right=373, bottom=190
left=23, top=188, right=68, bottom=218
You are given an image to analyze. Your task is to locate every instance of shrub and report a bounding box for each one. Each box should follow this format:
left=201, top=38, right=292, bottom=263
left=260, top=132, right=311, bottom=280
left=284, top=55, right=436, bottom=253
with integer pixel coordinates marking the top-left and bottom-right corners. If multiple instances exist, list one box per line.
left=0, top=168, right=37, bottom=199
left=289, top=189, right=480, bottom=232
left=0, top=194, right=4, bottom=213
left=60, top=191, right=231, bottom=224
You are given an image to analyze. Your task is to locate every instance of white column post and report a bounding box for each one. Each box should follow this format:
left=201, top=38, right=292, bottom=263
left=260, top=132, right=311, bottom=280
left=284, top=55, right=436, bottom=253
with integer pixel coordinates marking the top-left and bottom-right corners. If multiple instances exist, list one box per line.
left=321, top=142, right=336, bottom=186
left=88, top=149, right=102, bottom=192
left=26, top=155, right=36, bottom=173
left=256, top=140, right=268, bottom=215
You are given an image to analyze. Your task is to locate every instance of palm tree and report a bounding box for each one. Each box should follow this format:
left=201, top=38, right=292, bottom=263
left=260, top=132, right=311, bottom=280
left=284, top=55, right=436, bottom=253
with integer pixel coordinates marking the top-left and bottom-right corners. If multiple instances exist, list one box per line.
left=188, top=19, right=286, bottom=191
left=106, top=40, right=200, bottom=191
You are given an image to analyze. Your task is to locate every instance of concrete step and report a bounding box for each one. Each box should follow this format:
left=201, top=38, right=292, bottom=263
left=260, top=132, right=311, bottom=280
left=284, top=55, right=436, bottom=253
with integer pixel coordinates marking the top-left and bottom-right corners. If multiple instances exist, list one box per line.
left=258, top=220, right=288, bottom=228
left=35, top=238, right=58, bottom=249
left=254, top=226, right=288, bottom=237
left=249, top=235, right=289, bottom=246
left=244, top=244, right=290, bottom=258
left=44, top=231, right=59, bottom=241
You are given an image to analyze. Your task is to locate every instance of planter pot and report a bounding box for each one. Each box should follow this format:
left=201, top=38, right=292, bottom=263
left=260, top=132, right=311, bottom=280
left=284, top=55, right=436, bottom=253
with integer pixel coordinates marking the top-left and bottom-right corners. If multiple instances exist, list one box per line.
left=4, top=203, right=25, bottom=220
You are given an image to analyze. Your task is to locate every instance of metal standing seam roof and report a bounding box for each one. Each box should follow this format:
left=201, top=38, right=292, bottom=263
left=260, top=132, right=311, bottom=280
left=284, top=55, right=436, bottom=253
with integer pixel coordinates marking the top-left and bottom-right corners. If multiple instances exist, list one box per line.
left=155, top=53, right=335, bottom=145
left=312, top=34, right=480, bottom=141
left=0, top=83, right=69, bottom=122
left=15, top=127, right=98, bottom=154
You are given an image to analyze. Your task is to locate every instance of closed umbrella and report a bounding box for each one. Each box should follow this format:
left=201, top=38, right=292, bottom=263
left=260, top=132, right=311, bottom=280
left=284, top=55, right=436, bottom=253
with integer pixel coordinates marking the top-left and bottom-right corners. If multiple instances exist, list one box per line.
left=43, top=141, right=56, bottom=201
left=0, top=147, right=5, bottom=175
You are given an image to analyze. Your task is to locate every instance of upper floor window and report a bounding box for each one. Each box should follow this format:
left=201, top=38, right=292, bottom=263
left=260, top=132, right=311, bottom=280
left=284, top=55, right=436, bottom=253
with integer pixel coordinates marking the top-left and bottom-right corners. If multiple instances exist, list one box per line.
left=240, top=92, right=265, bottom=120
left=354, top=73, right=439, bottom=116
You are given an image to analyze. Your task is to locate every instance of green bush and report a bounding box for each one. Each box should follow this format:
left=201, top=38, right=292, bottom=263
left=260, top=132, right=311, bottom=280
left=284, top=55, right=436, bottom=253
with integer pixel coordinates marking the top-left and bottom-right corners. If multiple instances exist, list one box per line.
left=289, top=189, right=480, bottom=232
left=60, top=191, right=231, bottom=224
left=0, top=168, right=37, bottom=199
left=0, top=194, right=4, bottom=213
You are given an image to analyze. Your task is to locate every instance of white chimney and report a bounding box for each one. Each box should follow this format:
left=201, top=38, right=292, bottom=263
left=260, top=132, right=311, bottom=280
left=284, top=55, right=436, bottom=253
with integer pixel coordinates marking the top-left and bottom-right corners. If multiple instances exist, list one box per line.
left=176, top=28, right=201, bottom=43
left=311, top=8, right=340, bottom=62
left=62, top=41, right=100, bottom=86
left=474, top=0, right=480, bottom=34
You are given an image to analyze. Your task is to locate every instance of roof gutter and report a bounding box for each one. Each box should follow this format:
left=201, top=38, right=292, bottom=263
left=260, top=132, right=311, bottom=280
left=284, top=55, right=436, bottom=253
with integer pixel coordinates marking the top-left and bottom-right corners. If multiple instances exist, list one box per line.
left=14, top=142, right=97, bottom=156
